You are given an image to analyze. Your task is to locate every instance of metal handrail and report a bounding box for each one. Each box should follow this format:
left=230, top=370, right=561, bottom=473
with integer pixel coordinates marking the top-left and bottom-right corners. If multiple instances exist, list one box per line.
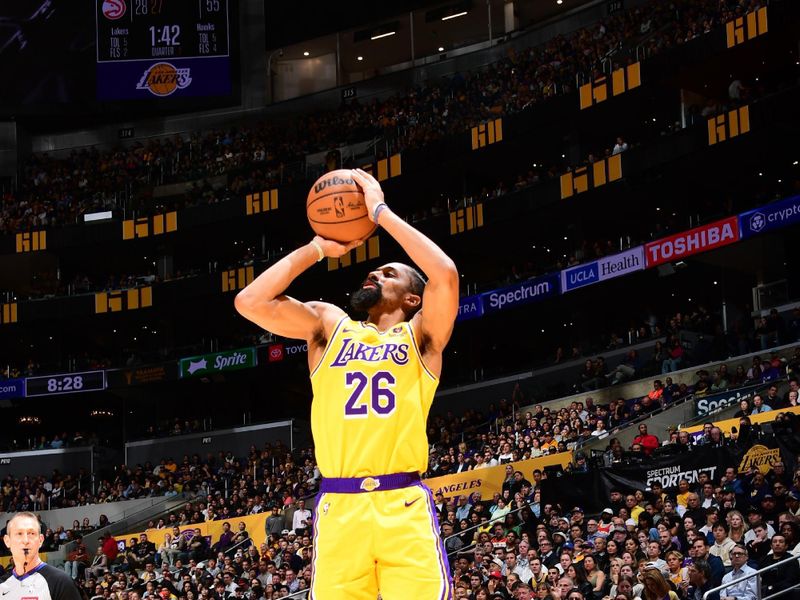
left=442, top=500, right=534, bottom=554
left=702, top=552, right=800, bottom=600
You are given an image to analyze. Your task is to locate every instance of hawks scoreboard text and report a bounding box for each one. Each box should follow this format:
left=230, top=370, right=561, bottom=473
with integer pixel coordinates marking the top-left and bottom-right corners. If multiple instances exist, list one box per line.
left=96, top=0, right=231, bottom=100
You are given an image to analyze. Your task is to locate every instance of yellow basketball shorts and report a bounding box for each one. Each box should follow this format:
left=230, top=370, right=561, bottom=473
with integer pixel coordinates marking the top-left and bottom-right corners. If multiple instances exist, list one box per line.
left=309, top=482, right=453, bottom=600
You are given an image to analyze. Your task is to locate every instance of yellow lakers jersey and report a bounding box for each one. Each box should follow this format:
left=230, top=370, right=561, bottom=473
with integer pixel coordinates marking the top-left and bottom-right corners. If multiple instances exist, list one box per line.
left=310, top=316, right=438, bottom=478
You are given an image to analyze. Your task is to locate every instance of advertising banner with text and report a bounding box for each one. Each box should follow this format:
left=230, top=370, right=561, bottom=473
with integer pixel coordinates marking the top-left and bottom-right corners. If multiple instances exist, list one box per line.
left=0, top=378, right=24, bottom=399
left=645, top=216, right=739, bottom=267
left=739, top=194, right=800, bottom=239
left=541, top=447, right=734, bottom=513
left=693, top=383, right=763, bottom=417
left=179, top=347, right=257, bottom=378
left=561, top=246, right=645, bottom=293
left=682, top=405, right=800, bottom=437
left=480, top=274, right=560, bottom=316
left=424, top=452, right=572, bottom=499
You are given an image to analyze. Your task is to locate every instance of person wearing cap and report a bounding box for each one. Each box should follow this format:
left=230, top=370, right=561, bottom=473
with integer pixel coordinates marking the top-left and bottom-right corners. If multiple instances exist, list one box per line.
left=743, top=509, right=775, bottom=543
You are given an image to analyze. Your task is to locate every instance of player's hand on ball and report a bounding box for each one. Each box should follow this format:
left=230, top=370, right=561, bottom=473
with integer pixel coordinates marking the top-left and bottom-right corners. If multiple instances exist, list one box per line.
left=313, top=235, right=362, bottom=258
left=351, top=168, right=386, bottom=222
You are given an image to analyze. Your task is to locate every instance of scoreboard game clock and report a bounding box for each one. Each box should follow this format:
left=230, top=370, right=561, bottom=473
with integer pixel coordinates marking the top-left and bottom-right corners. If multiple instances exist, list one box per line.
left=26, top=371, right=106, bottom=397
left=96, top=0, right=231, bottom=101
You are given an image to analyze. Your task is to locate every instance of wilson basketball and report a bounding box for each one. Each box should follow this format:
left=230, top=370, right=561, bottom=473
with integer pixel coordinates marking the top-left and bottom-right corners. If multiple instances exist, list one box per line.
left=306, top=170, right=376, bottom=243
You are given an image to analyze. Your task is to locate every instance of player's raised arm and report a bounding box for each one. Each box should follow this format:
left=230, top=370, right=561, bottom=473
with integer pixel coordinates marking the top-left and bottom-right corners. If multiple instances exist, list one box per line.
left=234, top=236, right=361, bottom=341
left=350, top=169, right=459, bottom=353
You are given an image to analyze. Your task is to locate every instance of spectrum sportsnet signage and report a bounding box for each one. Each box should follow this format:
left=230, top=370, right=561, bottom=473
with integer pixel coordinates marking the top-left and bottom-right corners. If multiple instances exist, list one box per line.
left=645, top=217, right=739, bottom=267
left=694, top=383, right=761, bottom=417
left=561, top=246, right=645, bottom=292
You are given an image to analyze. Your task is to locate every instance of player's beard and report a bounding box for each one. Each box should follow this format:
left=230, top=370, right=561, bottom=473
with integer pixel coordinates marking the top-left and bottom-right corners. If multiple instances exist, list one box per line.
left=350, top=284, right=382, bottom=312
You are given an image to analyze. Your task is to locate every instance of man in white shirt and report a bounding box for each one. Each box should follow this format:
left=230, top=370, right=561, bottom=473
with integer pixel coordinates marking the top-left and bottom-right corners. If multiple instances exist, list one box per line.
left=612, top=137, right=628, bottom=155
left=721, top=544, right=757, bottom=600
left=291, top=499, right=312, bottom=534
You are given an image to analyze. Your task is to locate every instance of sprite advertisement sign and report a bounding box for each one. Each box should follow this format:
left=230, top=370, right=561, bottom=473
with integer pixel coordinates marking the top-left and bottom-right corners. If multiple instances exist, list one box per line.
left=179, top=347, right=257, bottom=378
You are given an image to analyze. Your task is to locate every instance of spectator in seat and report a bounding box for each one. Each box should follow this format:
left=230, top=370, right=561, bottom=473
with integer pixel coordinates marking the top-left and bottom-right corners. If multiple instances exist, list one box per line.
left=632, top=424, right=659, bottom=456
left=720, top=544, right=756, bottom=600
left=127, top=533, right=157, bottom=570
left=211, top=522, right=235, bottom=554
left=291, top=500, right=311, bottom=535
left=750, top=395, right=772, bottom=414
left=759, top=534, right=800, bottom=598
left=265, top=505, right=285, bottom=538
left=607, top=351, right=639, bottom=385
left=188, top=528, right=208, bottom=561
left=690, top=538, right=724, bottom=588
left=64, top=536, right=90, bottom=579
left=687, top=559, right=719, bottom=600
left=231, top=521, right=251, bottom=549
left=612, top=137, right=629, bottom=155
left=662, top=339, right=684, bottom=374
left=158, top=532, right=180, bottom=567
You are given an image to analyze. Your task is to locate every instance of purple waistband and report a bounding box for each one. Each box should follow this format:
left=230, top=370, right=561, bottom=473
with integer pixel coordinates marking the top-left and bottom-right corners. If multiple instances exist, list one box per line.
left=320, top=472, right=420, bottom=493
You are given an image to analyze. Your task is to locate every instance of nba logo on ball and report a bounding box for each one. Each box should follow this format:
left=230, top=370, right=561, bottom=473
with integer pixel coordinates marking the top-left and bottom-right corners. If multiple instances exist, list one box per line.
left=102, top=0, right=126, bottom=20
left=136, top=63, right=192, bottom=96
left=334, top=197, right=346, bottom=218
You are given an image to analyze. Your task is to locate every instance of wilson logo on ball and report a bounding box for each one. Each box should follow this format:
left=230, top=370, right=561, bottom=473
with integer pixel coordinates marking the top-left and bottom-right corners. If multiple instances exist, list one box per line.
left=136, top=63, right=192, bottom=97
left=313, top=175, right=355, bottom=194
left=102, top=0, right=126, bottom=20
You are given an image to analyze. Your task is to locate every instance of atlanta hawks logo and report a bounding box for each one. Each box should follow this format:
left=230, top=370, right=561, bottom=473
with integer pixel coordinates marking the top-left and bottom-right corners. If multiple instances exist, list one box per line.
left=102, top=0, right=126, bottom=20
left=136, top=63, right=192, bottom=96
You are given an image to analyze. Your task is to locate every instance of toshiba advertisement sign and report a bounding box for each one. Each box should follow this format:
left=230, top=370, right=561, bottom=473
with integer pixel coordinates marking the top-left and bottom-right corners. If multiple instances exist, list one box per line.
left=645, top=216, right=739, bottom=268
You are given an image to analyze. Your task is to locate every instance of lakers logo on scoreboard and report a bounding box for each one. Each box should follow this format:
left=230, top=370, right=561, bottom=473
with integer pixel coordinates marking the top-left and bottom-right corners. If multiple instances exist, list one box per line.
left=136, top=63, right=192, bottom=97
left=102, top=0, right=126, bottom=20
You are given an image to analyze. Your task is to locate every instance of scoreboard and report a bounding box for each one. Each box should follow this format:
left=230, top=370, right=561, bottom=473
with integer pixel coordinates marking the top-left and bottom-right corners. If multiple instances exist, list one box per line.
left=96, top=0, right=232, bottom=101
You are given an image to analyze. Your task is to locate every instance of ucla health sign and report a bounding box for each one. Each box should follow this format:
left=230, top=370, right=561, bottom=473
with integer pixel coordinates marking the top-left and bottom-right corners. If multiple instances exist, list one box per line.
left=0, top=379, right=24, bottom=400
left=739, top=194, right=800, bottom=239
left=561, top=246, right=645, bottom=292
left=561, top=262, right=599, bottom=292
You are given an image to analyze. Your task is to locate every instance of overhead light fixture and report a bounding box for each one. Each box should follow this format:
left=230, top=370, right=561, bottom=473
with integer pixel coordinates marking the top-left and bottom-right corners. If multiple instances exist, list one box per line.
left=303, top=51, right=310, bottom=56
left=357, top=56, right=363, bottom=61
left=557, top=0, right=563, bottom=4
left=438, top=46, right=444, bottom=52
left=371, top=31, right=396, bottom=40
left=442, top=11, right=467, bottom=20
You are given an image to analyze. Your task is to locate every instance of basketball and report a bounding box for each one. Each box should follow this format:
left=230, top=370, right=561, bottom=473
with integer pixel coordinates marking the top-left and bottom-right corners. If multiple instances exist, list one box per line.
left=306, top=169, right=376, bottom=243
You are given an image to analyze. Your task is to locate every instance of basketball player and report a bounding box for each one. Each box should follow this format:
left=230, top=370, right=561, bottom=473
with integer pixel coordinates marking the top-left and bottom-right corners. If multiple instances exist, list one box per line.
left=234, top=168, right=458, bottom=599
